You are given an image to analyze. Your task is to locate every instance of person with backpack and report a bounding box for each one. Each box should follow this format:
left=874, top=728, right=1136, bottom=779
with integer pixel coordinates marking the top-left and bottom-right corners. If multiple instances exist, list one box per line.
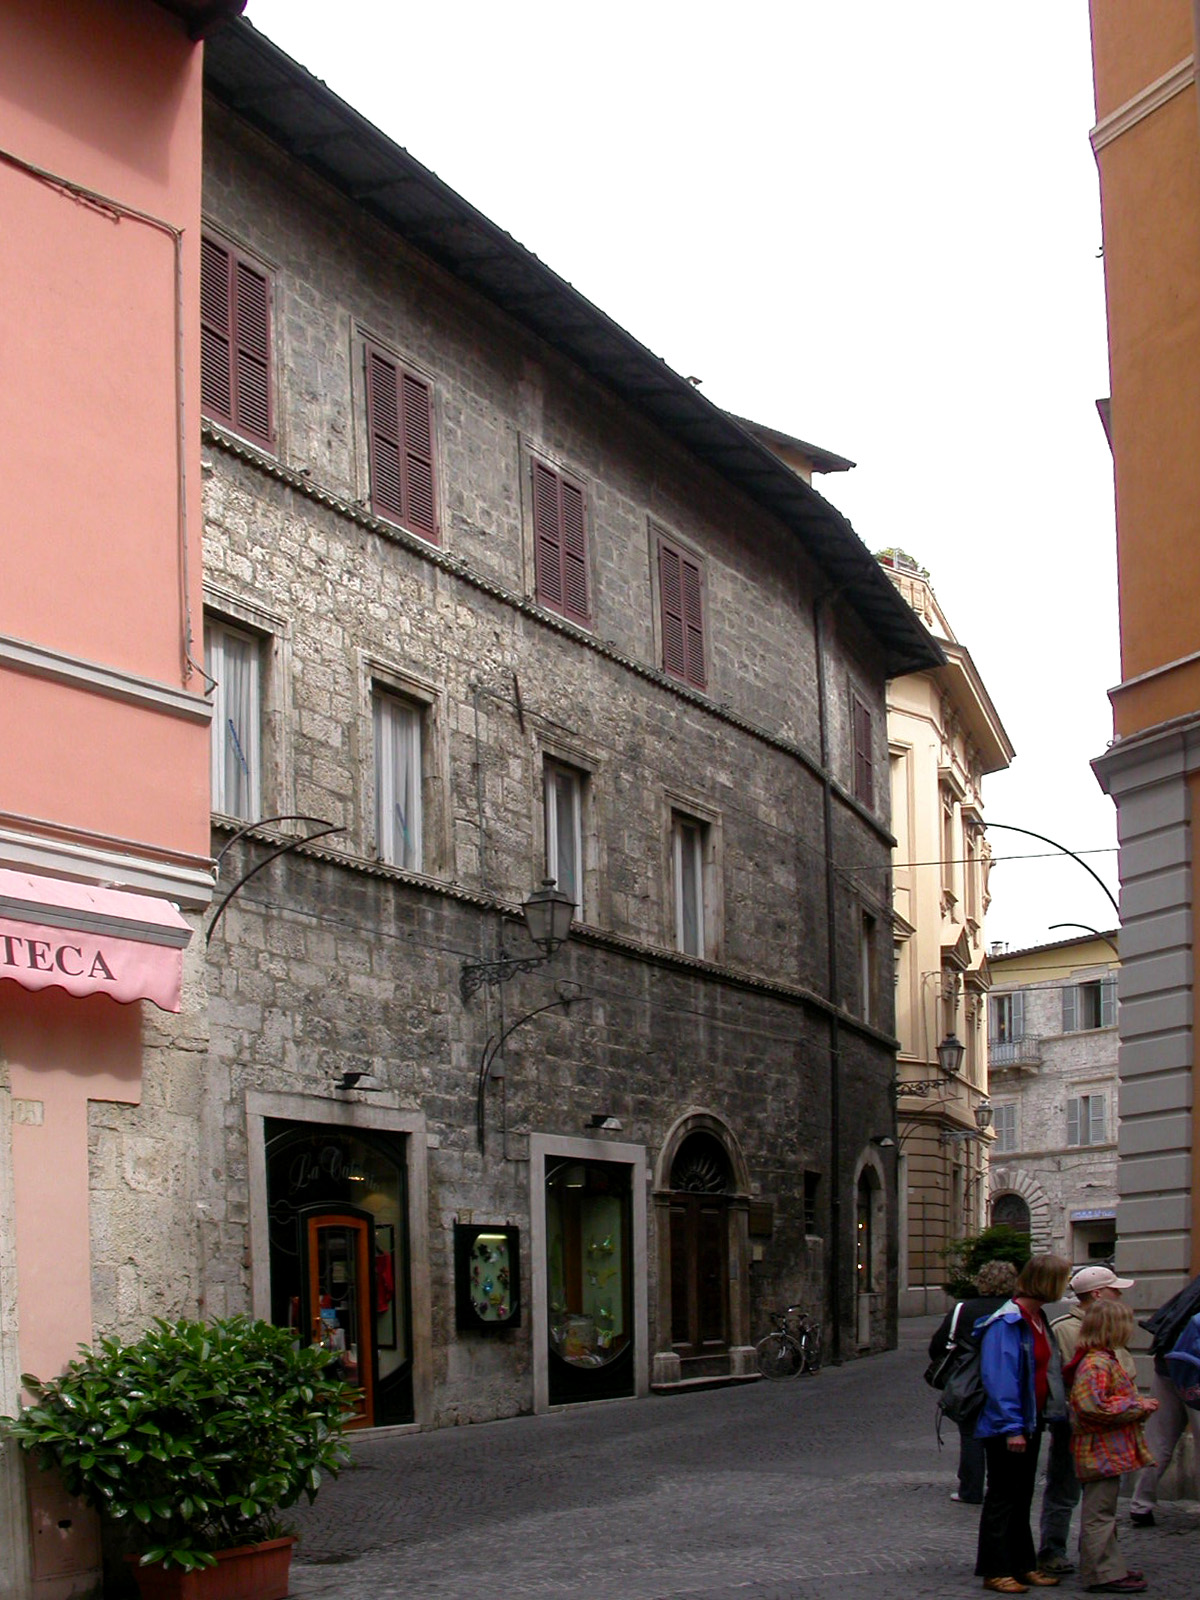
left=1128, top=1269, right=1200, bottom=1526
left=929, top=1260, right=1020, bottom=1504
left=1065, top=1298, right=1158, bottom=1593
left=973, top=1253, right=1071, bottom=1594
left=1037, top=1265, right=1136, bottom=1576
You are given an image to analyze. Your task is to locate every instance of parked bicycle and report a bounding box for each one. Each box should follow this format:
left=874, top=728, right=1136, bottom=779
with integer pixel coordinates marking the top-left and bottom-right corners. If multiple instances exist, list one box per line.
left=755, top=1305, right=823, bottom=1378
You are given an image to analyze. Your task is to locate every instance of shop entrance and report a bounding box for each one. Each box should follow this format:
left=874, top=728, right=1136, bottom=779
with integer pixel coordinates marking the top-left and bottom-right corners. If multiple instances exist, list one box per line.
left=545, top=1156, right=634, bottom=1404
left=668, top=1133, right=732, bottom=1363
left=265, top=1121, right=413, bottom=1427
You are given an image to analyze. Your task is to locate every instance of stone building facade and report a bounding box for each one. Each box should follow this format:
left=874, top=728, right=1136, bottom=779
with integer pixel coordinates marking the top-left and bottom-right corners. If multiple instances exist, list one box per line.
left=80, top=19, right=940, bottom=1435
left=987, top=932, right=1120, bottom=1266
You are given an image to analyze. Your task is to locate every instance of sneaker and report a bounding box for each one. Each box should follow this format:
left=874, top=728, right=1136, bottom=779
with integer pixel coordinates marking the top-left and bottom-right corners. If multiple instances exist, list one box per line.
left=1085, top=1580, right=1147, bottom=1594
left=1128, top=1510, right=1155, bottom=1528
left=1036, top=1556, right=1075, bottom=1576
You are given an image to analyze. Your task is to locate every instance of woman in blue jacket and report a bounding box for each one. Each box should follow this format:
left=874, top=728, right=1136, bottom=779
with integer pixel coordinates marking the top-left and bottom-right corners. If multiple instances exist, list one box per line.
left=973, top=1253, right=1071, bottom=1594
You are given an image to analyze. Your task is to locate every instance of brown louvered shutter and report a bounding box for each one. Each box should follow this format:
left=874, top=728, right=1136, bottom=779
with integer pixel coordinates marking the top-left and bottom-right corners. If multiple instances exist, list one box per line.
left=533, top=462, right=564, bottom=611
left=560, top=479, right=588, bottom=622
left=853, top=696, right=874, bottom=807
left=200, top=236, right=233, bottom=423
left=532, top=462, right=589, bottom=624
left=201, top=235, right=273, bottom=449
left=659, top=536, right=706, bottom=688
left=401, top=371, right=436, bottom=539
left=367, top=348, right=438, bottom=541
left=233, top=258, right=271, bottom=446
left=367, top=348, right=404, bottom=522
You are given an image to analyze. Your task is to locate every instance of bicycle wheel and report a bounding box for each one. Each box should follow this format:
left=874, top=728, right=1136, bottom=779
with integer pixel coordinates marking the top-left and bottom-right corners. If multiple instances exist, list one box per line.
left=756, top=1331, right=802, bottom=1379
left=800, top=1325, right=823, bottom=1374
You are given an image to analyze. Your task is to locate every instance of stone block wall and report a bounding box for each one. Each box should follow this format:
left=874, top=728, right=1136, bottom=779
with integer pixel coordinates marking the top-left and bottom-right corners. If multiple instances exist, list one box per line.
left=75, top=93, right=909, bottom=1427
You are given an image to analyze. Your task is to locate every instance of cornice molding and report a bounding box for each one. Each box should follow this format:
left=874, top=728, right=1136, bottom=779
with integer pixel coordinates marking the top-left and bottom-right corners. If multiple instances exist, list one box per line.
left=0, top=821, right=214, bottom=910
left=1090, top=56, right=1195, bottom=155
left=0, top=634, right=212, bottom=723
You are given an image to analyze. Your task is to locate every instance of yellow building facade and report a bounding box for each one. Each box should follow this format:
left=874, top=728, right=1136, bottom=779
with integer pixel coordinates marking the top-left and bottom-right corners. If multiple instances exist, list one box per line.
left=1089, top=0, right=1200, bottom=1300
left=882, top=554, right=1014, bottom=1315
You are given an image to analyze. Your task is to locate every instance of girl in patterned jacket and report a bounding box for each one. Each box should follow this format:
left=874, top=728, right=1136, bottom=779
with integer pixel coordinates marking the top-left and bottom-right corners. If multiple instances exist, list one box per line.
left=1066, top=1300, right=1159, bottom=1594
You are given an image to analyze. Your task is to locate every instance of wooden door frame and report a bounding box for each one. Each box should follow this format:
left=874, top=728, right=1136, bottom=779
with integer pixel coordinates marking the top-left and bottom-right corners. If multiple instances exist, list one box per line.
left=306, top=1210, right=375, bottom=1428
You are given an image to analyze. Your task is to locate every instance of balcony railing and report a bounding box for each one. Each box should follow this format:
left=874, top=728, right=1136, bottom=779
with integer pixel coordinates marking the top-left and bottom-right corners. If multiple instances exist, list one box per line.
left=989, top=1036, right=1042, bottom=1069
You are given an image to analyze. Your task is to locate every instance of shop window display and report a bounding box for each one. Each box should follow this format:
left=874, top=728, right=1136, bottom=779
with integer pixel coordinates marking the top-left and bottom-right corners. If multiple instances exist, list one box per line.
left=265, top=1121, right=413, bottom=1426
left=545, top=1158, right=634, bottom=1403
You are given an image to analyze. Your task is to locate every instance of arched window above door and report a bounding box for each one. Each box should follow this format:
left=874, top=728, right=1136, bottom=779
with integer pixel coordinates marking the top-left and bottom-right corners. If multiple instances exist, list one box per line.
left=669, top=1131, right=733, bottom=1194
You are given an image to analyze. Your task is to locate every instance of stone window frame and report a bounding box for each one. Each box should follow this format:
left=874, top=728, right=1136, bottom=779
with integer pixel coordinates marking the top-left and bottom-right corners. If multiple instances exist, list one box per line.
left=350, top=322, right=444, bottom=549
left=357, top=652, right=451, bottom=879
left=517, top=438, right=596, bottom=631
left=535, top=731, right=604, bottom=930
left=662, top=787, right=723, bottom=962
left=203, top=584, right=291, bottom=825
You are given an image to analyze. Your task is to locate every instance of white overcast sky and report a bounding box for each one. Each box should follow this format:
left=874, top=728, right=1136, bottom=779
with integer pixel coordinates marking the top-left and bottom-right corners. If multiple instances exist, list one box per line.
left=244, top=1, right=1120, bottom=953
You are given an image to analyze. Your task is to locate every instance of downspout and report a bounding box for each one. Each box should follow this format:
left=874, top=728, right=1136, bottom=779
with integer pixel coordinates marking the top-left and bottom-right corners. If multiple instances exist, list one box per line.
left=813, top=593, right=844, bottom=1364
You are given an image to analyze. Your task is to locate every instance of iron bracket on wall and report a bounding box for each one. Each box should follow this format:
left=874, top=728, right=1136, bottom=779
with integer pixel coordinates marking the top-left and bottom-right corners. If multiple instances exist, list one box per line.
left=207, top=815, right=345, bottom=945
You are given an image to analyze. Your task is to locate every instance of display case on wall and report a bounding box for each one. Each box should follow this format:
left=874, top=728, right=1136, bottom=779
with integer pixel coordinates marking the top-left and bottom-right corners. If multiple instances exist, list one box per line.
left=454, top=1223, right=521, bottom=1331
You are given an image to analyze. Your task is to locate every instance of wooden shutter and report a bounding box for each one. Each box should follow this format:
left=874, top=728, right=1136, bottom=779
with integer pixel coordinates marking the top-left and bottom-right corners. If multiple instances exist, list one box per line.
left=1101, top=977, right=1117, bottom=1027
left=1089, top=1095, right=1107, bottom=1144
left=366, top=347, right=437, bottom=541
left=1067, top=1096, right=1081, bottom=1146
left=200, top=235, right=273, bottom=448
left=659, top=536, right=706, bottom=688
left=532, top=462, right=589, bottom=624
left=853, top=696, right=874, bottom=807
left=1062, top=985, right=1078, bottom=1033
left=1011, top=991, right=1025, bottom=1039
left=200, top=236, right=233, bottom=424
left=233, top=258, right=271, bottom=445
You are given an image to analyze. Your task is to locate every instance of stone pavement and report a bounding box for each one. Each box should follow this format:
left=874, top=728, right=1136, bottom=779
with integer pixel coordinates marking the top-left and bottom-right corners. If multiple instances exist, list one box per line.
left=287, top=1318, right=1200, bottom=1599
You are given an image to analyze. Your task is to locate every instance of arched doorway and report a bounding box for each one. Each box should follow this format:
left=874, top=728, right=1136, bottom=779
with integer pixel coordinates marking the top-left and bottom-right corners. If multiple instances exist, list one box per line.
left=668, top=1131, right=733, bottom=1363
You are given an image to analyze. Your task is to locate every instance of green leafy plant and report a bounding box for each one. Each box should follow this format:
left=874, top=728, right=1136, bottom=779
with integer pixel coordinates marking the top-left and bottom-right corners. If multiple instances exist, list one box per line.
left=941, top=1224, right=1032, bottom=1299
left=1, top=1316, right=353, bottom=1572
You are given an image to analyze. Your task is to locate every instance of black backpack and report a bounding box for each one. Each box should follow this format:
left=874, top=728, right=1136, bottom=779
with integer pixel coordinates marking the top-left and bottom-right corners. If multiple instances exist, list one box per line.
left=936, top=1312, right=987, bottom=1442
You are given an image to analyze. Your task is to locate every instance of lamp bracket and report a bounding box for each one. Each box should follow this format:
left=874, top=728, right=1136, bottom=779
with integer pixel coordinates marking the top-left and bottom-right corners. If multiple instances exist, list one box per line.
left=892, top=1076, right=952, bottom=1101
left=460, top=950, right=552, bottom=1003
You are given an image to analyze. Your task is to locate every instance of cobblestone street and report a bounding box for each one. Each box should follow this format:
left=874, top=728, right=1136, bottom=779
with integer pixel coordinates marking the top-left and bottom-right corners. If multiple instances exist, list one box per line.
left=287, top=1319, right=1200, bottom=1599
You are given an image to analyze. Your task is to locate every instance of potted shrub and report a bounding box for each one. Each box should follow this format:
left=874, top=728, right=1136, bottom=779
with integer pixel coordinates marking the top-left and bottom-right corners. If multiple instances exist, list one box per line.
left=2, top=1315, right=353, bottom=1599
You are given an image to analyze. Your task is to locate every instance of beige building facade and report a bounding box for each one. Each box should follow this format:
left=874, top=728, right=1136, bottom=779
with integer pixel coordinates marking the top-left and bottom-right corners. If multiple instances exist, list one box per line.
left=881, top=553, right=1014, bottom=1315
left=987, top=933, right=1120, bottom=1265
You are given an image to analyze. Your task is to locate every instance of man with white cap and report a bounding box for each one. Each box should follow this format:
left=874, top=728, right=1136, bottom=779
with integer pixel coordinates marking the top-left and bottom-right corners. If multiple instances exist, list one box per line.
left=1036, top=1265, right=1136, bottom=1576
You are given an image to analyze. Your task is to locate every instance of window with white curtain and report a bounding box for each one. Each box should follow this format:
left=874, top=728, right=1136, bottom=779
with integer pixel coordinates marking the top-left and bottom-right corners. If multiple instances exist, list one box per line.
left=672, top=814, right=706, bottom=958
left=205, top=618, right=261, bottom=821
left=374, top=693, right=423, bottom=870
left=544, top=761, right=584, bottom=914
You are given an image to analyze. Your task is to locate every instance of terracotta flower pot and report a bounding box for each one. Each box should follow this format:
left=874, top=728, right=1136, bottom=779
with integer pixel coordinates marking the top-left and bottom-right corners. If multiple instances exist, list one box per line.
left=127, top=1536, right=296, bottom=1600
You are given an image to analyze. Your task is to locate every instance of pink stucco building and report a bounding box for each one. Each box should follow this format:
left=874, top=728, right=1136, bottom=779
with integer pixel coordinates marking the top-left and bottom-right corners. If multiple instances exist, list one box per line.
left=0, top=5, right=241, bottom=1595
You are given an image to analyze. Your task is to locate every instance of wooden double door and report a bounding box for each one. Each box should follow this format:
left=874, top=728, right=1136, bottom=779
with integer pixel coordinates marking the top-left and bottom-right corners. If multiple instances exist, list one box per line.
left=669, top=1192, right=729, bottom=1360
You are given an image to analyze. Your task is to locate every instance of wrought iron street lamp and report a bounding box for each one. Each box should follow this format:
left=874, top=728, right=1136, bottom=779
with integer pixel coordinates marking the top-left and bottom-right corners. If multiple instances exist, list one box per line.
left=460, top=880, right=576, bottom=1002
left=893, top=1031, right=966, bottom=1100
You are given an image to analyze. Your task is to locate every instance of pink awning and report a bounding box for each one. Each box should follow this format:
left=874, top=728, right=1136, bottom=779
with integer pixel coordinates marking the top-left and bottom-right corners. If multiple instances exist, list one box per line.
left=0, top=868, right=191, bottom=1012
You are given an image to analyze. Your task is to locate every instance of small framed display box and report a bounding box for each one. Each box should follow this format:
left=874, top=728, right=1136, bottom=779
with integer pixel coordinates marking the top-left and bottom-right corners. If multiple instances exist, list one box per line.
left=455, top=1223, right=521, bottom=1331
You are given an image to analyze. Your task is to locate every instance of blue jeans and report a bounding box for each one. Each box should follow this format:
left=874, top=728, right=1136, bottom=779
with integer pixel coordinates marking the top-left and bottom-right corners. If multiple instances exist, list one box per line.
left=1038, top=1420, right=1080, bottom=1560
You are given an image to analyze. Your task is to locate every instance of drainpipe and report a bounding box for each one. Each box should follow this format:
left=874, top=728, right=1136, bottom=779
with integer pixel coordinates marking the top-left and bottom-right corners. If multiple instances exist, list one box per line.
left=813, top=594, right=844, bottom=1365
